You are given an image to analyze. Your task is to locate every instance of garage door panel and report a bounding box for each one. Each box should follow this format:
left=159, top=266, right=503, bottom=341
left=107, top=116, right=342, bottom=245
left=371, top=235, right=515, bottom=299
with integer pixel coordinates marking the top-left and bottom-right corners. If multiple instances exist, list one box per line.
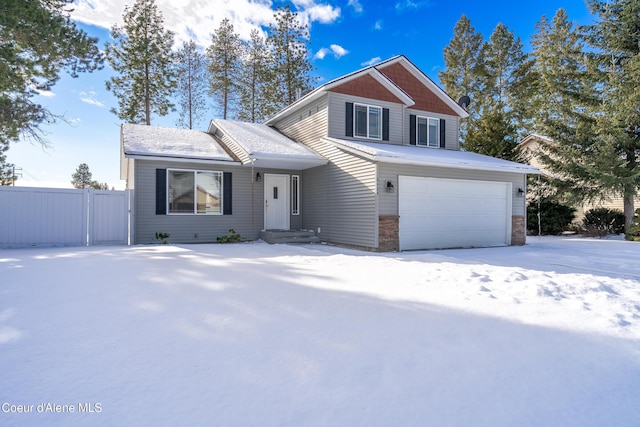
left=399, top=176, right=512, bottom=250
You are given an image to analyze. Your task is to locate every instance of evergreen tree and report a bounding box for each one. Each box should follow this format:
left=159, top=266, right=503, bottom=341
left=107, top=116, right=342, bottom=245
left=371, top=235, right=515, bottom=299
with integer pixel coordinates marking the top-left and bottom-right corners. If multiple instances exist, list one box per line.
left=71, top=163, right=94, bottom=189
left=175, top=40, right=208, bottom=129
left=0, top=148, right=17, bottom=186
left=584, top=0, right=640, bottom=230
left=464, top=23, right=533, bottom=160
left=237, top=29, right=277, bottom=123
left=483, top=23, right=534, bottom=137
left=527, top=9, right=618, bottom=212
left=207, top=18, right=243, bottom=120
left=268, top=5, right=315, bottom=110
left=439, top=15, right=486, bottom=142
left=465, top=105, right=518, bottom=160
left=0, top=0, right=102, bottom=148
left=105, top=0, right=176, bottom=125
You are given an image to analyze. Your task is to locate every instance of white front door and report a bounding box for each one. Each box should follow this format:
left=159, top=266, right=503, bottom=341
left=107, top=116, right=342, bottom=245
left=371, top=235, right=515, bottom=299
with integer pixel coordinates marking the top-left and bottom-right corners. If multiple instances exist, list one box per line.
left=264, top=174, right=290, bottom=230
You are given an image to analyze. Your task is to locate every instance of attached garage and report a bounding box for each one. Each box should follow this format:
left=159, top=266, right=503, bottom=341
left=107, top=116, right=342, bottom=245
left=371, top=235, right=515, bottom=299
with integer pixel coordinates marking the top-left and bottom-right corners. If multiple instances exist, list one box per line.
left=398, top=176, right=512, bottom=250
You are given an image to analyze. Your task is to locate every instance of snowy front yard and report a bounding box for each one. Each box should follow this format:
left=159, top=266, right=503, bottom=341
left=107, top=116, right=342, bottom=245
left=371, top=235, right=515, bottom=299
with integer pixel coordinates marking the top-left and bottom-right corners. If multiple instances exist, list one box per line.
left=1, top=237, right=639, bottom=426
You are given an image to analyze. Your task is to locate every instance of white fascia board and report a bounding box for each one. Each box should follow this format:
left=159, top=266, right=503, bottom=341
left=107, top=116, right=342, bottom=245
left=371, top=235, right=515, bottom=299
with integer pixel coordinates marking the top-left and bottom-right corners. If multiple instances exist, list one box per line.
left=124, top=153, right=242, bottom=166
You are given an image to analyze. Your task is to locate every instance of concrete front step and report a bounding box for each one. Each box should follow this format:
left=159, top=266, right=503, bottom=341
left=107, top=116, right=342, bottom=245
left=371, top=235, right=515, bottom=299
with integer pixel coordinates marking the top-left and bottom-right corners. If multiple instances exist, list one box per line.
left=260, top=229, right=321, bottom=244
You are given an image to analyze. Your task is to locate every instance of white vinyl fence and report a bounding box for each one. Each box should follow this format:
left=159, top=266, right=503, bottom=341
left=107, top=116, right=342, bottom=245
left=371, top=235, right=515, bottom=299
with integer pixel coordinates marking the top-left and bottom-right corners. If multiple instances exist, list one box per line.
left=0, top=187, right=133, bottom=248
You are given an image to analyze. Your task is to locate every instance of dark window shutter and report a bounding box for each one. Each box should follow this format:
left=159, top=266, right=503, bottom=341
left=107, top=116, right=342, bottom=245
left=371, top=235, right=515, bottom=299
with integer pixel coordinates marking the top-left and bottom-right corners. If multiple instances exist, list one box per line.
left=382, top=108, right=389, bottom=141
left=439, top=119, right=446, bottom=148
left=156, top=169, right=166, bottom=215
left=345, top=102, right=353, bottom=137
left=409, top=115, right=416, bottom=145
left=223, top=172, right=232, bottom=215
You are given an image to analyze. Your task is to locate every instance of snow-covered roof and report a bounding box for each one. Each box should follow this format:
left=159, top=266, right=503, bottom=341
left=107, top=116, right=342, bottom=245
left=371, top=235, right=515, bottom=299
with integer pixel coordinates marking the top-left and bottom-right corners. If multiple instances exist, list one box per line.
left=324, top=137, right=541, bottom=174
left=209, top=120, right=327, bottom=170
left=121, top=123, right=236, bottom=163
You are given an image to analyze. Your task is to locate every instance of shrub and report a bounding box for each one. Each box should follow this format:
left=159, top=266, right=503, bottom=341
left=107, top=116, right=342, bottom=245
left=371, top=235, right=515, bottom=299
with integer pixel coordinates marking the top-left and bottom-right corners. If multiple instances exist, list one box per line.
left=155, top=232, right=170, bottom=244
left=527, top=199, right=576, bottom=235
left=217, top=229, right=243, bottom=243
left=582, top=207, right=625, bottom=235
left=625, top=209, right=640, bottom=242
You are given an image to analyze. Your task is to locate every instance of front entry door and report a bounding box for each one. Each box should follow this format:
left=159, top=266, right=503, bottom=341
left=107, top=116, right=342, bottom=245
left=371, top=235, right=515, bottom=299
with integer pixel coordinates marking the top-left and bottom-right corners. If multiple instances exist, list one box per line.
left=264, top=174, right=290, bottom=230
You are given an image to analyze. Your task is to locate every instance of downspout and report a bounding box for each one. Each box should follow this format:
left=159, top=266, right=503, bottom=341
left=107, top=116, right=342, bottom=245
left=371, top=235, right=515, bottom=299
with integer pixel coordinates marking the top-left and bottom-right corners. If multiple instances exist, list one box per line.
left=251, top=158, right=255, bottom=240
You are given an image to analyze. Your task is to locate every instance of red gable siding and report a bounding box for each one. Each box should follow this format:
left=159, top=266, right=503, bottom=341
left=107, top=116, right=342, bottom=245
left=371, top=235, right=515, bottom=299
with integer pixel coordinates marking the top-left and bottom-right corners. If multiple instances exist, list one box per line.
left=378, top=62, right=457, bottom=116
left=328, top=74, right=404, bottom=104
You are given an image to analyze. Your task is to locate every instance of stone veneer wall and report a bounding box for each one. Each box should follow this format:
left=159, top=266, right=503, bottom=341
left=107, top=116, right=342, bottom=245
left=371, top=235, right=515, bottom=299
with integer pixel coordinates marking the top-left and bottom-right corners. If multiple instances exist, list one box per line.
left=511, top=215, right=526, bottom=246
left=378, top=215, right=399, bottom=252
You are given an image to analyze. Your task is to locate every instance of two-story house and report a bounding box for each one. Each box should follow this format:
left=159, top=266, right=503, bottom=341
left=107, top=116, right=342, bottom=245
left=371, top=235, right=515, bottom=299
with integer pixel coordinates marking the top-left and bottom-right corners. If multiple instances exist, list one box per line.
left=120, top=55, right=539, bottom=250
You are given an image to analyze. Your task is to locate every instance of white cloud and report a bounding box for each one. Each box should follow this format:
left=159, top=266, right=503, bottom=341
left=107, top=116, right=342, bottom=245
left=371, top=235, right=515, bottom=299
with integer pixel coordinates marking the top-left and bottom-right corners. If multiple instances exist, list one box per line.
left=72, top=0, right=340, bottom=48
left=361, top=57, right=382, bottom=67
left=79, top=91, right=105, bottom=108
left=314, top=44, right=349, bottom=60
left=314, top=48, right=330, bottom=60
left=395, top=0, right=432, bottom=12
left=374, top=19, right=383, bottom=30
left=329, top=44, right=348, bottom=58
left=348, top=0, right=363, bottom=13
left=36, top=90, right=56, bottom=98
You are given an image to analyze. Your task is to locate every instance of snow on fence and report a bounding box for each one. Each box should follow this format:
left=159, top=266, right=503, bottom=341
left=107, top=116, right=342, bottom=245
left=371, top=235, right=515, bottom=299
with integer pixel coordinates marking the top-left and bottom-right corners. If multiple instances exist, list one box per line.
left=0, top=187, right=133, bottom=248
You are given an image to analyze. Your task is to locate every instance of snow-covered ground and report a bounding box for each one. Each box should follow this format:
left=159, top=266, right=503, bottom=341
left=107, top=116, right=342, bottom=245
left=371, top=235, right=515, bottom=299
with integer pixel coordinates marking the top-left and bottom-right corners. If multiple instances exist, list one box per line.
left=1, top=236, right=639, bottom=426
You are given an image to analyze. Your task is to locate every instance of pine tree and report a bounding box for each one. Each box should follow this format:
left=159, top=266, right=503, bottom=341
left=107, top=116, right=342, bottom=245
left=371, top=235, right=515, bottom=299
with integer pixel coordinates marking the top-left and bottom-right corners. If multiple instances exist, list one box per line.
left=207, top=18, right=243, bottom=120
left=0, top=0, right=102, bottom=148
left=464, top=23, right=533, bottom=160
left=439, top=15, right=486, bottom=143
left=268, top=5, right=315, bottom=110
left=584, top=0, right=640, bottom=230
left=71, top=163, right=94, bottom=189
left=0, top=147, right=17, bottom=186
left=175, top=40, right=208, bottom=129
left=483, top=23, right=534, bottom=136
left=527, top=9, right=605, bottom=207
left=237, top=29, right=277, bottom=123
left=465, top=105, right=518, bottom=160
left=105, top=0, right=176, bottom=125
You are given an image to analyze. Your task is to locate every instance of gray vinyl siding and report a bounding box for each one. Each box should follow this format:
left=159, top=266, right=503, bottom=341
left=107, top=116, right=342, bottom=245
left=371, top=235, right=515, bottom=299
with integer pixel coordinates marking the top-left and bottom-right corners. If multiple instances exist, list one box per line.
left=271, top=96, right=328, bottom=144
left=405, top=108, right=460, bottom=150
left=214, top=131, right=249, bottom=163
left=134, top=159, right=302, bottom=244
left=327, top=92, right=404, bottom=144
left=301, top=140, right=379, bottom=249
left=378, top=163, right=526, bottom=217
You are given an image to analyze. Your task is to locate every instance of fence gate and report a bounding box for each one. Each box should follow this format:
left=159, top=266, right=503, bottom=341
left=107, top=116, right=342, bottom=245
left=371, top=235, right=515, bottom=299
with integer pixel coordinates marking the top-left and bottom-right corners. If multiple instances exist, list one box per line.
left=0, top=187, right=133, bottom=248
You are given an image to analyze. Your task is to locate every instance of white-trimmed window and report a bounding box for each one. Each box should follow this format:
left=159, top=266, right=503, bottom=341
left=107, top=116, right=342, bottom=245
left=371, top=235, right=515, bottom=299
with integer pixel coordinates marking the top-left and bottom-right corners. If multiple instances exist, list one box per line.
left=417, top=116, right=440, bottom=148
left=168, top=169, right=223, bottom=214
left=355, top=104, right=382, bottom=140
left=291, top=175, right=300, bottom=215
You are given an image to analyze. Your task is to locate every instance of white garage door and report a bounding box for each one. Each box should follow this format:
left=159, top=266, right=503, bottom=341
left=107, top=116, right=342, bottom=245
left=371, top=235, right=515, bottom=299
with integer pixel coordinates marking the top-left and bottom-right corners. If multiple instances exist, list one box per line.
left=398, top=176, right=512, bottom=250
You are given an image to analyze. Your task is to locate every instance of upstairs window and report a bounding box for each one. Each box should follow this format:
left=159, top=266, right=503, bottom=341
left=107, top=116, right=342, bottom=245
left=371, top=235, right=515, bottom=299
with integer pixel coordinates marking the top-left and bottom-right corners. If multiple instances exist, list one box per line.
left=410, top=114, right=446, bottom=148
left=355, top=104, right=382, bottom=140
left=417, top=116, right=440, bottom=148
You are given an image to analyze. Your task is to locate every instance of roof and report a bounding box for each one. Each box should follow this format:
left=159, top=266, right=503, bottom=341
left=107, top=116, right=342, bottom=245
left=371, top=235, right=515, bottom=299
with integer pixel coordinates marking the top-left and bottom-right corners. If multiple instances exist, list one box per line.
left=519, top=133, right=554, bottom=147
left=265, top=55, right=468, bottom=126
left=208, top=120, right=327, bottom=170
left=324, top=137, right=541, bottom=174
left=121, top=123, right=236, bottom=164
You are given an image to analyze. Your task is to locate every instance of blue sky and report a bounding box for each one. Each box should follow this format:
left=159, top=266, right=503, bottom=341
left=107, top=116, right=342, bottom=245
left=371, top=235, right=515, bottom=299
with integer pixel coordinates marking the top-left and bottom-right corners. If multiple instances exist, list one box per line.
left=8, top=0, right=593, bottom=189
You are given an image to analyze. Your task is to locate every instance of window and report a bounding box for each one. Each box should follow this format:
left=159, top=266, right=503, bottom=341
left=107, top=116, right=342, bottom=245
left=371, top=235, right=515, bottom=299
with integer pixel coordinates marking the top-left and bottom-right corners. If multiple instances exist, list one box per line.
left=168, top=169, right=222, bottom=214
left=354, top=104, right=382, bottom=139
left=291, top=175, right=300, bottom=215
left=417, top=116, right=440, bottom=148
